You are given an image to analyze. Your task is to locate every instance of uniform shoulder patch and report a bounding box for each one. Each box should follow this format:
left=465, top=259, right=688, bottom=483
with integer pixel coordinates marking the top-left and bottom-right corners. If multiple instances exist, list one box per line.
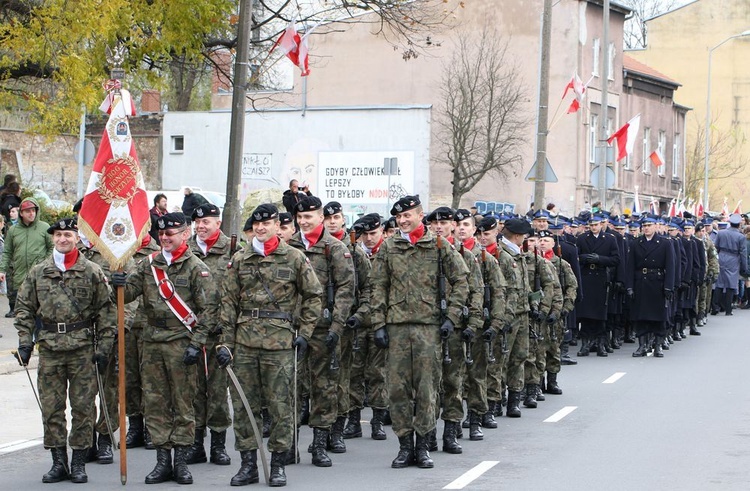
left=344, top=252, right=352, bottom=258
left=200, top=271, right=210, bottom=277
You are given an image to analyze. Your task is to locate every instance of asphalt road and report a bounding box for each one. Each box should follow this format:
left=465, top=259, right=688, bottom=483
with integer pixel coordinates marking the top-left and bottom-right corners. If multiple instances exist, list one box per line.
left=2, top=305, right=750, bottom=489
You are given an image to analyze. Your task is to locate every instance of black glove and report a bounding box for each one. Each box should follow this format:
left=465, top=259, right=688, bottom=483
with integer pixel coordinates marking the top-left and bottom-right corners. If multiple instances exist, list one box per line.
left=374, top=327, right=389, bottom=349
left=664, top=289, right=674, bottom=302
left=211, top=324, right=224, bottom=336
left=440, top=319, right=455, bottom=339
left=346, top=316, right=361, bottom=330
left=626, top=288, right=634, bottom=299
left=16, top=344, right=33, bottom=366
left=92, top=352, right=109, bottom=374
left=325, top=330, right=339, bottom=351
left=546, top=313, right=557, bottom=324
left=483, top=328, right=496, bottom=343
left=216, top=345, right=232, bottom=369
left=111, top=271, right=128, bottom=287
left=560, top=309, right=570, bottom=318
left=293, top=336, right=308, bottom=360
left=530, top=309, right=545, bottom=322
left=462, top=327, right=475, bottom=342
left=183, top=344, right=201, bottom=365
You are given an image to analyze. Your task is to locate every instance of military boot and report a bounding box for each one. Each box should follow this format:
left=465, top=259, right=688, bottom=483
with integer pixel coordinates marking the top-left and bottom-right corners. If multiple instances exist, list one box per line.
left=343, top=408, right=362, bottom=439
left=125, top=415, right=145, bottom=448
left=382, top=409, right=392, bottom=425
left=576, top=337, right=590, bottom=357
left=469, top=411, right=484, bottom=441
left=596, top=336, right=609, bottom=357
left=282, top=428, right=300, bottom=466
left=493, top=398, right=504, bottom=417
left=370, top=408, right=387, bottom=440
left=328, top=416, right=347, bottom=453
left=427, top=428, right=438, bottom=452
left=230, top=450, right=258, bottom=486
left=482, top=401, right=498, bottom=429
left=145, top=448, right=173, bottom=484
left=506, top=391, right=522, bottom=418
left=269, top=451, right=287, bottom=487
left=299, top=397, right=310, bottom=426
left=441, top=421, right=462, bottom=454
left=546, top=372, right=563, bottom=395
left=632, top=335, right=649, bottom=357
left=523, top=385, right=538, bottom=409
left=43, top=447, right=70, bottom=483
left=391, top=433, right=414, bottom=468
left=653, top=337, right=665, bottom=358
left=144, top=425, right=155, bottom=450
left=673, top=323, right=683, bottom=341
left=461, top=413, right=470, bottom=429
left=535, top=382, right=546, bottom=402
left=209, top=430, right=232, bottom=465
left=311, top=428, right=332, bottom=467
left=97, top=432, right=114, bottom=464
left=173, top=446, right=193, bottom=485
left=689, top=319, right=702, bottom=336
left=262, top=408, right=273, bottom=438
left=414, top=433, right=434, bottom=469
left=70, top=449, right=88, bottom=483
left=186, top=428, right=207, bottom=464
left=86, top=429, right=98, bottom=463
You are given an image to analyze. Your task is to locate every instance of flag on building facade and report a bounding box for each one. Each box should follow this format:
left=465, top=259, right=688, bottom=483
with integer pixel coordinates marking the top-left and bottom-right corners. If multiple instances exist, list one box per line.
left=607, top=114, right=641, bottom=161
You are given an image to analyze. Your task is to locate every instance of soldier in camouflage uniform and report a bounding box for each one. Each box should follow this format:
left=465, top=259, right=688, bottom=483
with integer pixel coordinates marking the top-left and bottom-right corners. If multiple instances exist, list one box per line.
left=186, top=203, right=233, bottom=466
left=346, top=213, right=390, bottom=441
left=522, top=233, right=562, bottom=408
left=112, top=212, right=216, bottom=485
left=370, top=196, right=469, bottom=469
left=497, top=218, right=533, bottom=418
left=216, top=204, right=323, bottom=487
left=697, top=220, right=719, bottom=323
left=538, top=231, right=578, bottom=394
left=288, top=196, right=355, bottom=467
left=277, top=213, right=296, bottom=244
left=15, top=218, right=114, bottom=483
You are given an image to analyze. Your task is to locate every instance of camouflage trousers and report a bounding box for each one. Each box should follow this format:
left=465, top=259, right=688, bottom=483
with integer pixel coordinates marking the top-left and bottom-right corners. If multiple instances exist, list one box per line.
left=336, top=329, right=354, bottom=417
left=307, top=327, right=342, bottom=429
left=698, top=283, right=709, bottom=315
left=142, top=338, right=197, bottom=449
left=95, top=341, right=120, bottom=434
left=440, top=334, right=467, bottom=422
left=388, top=324, right=441, bottom=438
left=544, top=321, right=563, bottom=375
left=230, top=346, right=294, bottom=453
left=349, top=329, right=389, bottom=410
left=463, top=332, right=491, bottom=414
left=486, top=329, right=507, bottom=402
left=125, top=327, right=144, bottom=416
left=194, top=334, right=231, bottom=432
left=498, top=313, right=529, bottom=393
left=525, top=320, right=561, bottom=383
left=38, top=344, right=97, bottom=450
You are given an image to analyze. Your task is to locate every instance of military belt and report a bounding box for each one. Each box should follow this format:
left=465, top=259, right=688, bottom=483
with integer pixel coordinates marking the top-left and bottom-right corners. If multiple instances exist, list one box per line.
left=148, top=317, right=187, bottom=328
left=241, top=309, right=293, bottom=322
left=587, top=264, right=605, bottom=270
left=41, top=319, right=94, bottom=334
left=641, top=268, right=664, bottom=275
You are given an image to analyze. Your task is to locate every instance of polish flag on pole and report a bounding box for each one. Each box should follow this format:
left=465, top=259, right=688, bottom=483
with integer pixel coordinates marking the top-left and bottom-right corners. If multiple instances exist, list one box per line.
left=722, top=197, right=729, bottom=216
left=272, top=16, right=313, bottom=76
left=733, top=199, right=743, bottom=214
left=562, top=72, right=592, bottom=114
left=697, top=189, right=705, bottom=217
left=649, top=149, right=665, bottom=167
left=607, top=114, right=641, bottom=161
left=633, top=185, right=641, bottom=214
left=649, top=196, right=659, bottom=214
left=668, top=199, right=677, bottom=218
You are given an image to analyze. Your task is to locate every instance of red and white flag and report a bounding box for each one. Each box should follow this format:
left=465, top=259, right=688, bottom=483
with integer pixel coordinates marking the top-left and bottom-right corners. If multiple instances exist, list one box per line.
left=733, top=199, right=743, bottom=215
left=562, top=72, right=591, bottom=114
left=272, top=17, right=313, bottom=76
left=668, top=199, right=677, bottom=218
left=721, top=197, right=729, bottom=216
left=649, top=149, right=665, bottom=167
left=607, top=114, right=641, bottom=161
left=78, top=81, right=151, bottom=270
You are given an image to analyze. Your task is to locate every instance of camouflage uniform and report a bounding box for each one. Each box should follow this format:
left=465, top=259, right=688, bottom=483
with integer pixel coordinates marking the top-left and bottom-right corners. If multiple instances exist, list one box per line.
left=700, top=236, right=719, bottom=318
left=545, top=255, right=577, bottom=376
left=16, top=253, right=114, bottom=450
left=220, top=240, right=322, bottom=453
left=120, top=247, right=215, bottom=449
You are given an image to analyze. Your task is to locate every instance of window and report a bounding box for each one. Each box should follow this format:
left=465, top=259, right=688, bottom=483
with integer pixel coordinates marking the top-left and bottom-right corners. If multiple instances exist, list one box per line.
left=589, top=114, right=598, bottom=163
left=657, top=130, right=666, bottom=176
left=643, top=127, right=651, bottom=174
left=171, top=135, right=184, bottom=154
left=592, top=38, right=600, bottom=77
left=608, top=43, right=616, bottom=81
left=673, top=133, right=681, bottom=178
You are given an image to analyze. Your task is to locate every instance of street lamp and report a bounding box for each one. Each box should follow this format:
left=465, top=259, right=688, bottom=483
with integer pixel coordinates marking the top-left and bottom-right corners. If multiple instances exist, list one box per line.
left=703, top=30, right=750, bottom=211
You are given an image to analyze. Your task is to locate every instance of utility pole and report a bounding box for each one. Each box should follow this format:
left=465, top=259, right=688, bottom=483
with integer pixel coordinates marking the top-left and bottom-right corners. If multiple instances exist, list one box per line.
left=597, top=0, right=610, bottom=210
left=533, top=0, right=553, bottom=209
left=223, top=0, right=252, bottom=235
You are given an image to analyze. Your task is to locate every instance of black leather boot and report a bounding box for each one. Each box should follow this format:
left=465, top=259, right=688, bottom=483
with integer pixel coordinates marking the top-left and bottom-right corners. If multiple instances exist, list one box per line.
left=381, top=409, right=392, bottom=425
left=230, top=450, right=258, bottom=486
left=97, top=432, right=114, bottom=464
left=576, top=337, right=590, bottom=356
left=461, top=413, right=470, bottom=429
left=506, top=390, right=522, bottom=418
left=493, top=398, right=504, bottom=417
left=343, top=408, right=362, bottom=439
left=299, top=397, right=310, bottom=426
left=469, top=411, right=483, bottom=441
left=596, top=336, right=608, bottom=357
left=126, top=415, right=145, bottom=448
left=427, top=428, right=438, bottom=452
left=145, top=448, right=173, bottom=484
left=523, top=385, right=538, bottom=409
left=282, top=428, right=300, bottom=466
left=269, top=451, right=287, bottom=487
left=262, top=408, right=273, bottom=438
left=70, top=449, right=88, bottom=483
left=186, top=428, right=207, bottom=464
left=86, top=429, right=98, bottom=463
left=546, top=372, right=563, bottom=395
left=653, top=337, right=664, bottom=358
left=689, top=319, right=702, bottom=336
left=441, top=421, right=462, bottom=454
left=414, top=433, right=434, bottom=468
left=328, top=416, right=347, bottom=453
left=144, top=425, right=155, bottom=450
left=632, top=335, right=649, bottom=357
left=210, top=430, right=231, bottom=465
left=391, top=433, right=414, bottom=468
left=370, top=408, right=387, bottom=440
left=173, top=446, right=193, bottom=485
left=482, top=401, right=498, bottom=428
left=43, top=447, right=70, bottom=483
left=311, top=428, right=332, bottom=467
left=536, top=383, right=546, bottom=402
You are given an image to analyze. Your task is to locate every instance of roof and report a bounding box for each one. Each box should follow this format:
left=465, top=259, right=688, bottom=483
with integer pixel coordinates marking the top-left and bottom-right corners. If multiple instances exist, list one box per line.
left=623, top=54, right=681, bottom=87
left=585, top=0, right=632, bottom=16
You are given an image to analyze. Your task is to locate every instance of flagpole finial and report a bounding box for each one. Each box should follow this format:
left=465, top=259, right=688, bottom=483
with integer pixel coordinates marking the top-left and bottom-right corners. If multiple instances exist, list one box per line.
left=105, top=42, right=126, bottom=81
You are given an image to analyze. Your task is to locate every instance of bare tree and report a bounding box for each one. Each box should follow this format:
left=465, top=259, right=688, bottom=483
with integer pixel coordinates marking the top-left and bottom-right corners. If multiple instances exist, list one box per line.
left=436, top=25, right=530, bottom=209
left=621, top=0, right=679, bottom=49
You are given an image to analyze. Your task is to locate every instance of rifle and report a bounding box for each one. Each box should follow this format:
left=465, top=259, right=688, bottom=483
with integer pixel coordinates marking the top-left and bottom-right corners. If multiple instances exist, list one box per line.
left=460, top=242, right=473, bottom=366
left=230, top=233, right=238, bottom=254
left=526, top=241, right=544, bottom=341
left=436, top=235, right=451, bottom=365
left=324, top=242, right=339, bottom=372
left=480, top=248, right=496, bottom=364
left=349, top=230, right=360, bottom=352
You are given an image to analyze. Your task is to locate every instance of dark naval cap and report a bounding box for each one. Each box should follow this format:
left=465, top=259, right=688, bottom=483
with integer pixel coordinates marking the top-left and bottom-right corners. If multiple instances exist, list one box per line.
left=279, top=212, right=294, bottom=226
left=477, top=216, right=498, bottom=232
left=47, top=217, right=78, bottom=234
left=504, top=218, right=533, bottom=235
left=192, top=203, right=221, bottom=220
left=295, top=196, right=322, bottom=213
left=156, top=212, right=187, bottom=230
left=323, top=201, right=343, bottom=217
left=359, top=213, right=382, bottom=231
left=429, top=206, right=454, bottom=222
left=390, top=195, right=421, bottom=216
left=243, top=216, right=254, bottom=232
left=252, top=203, right=279, bottom=223
left=454, top=209, right=472, bottom=222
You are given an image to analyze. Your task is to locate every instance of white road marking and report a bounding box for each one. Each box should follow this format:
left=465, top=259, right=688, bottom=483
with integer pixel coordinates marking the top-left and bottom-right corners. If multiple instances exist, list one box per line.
left=0, top=439, right=43, bottom=454
left=444, top=461, right=500, bottom=489
left=602, top=372, right=626, bottom=384
left=543, top=406, right=578, bottom=423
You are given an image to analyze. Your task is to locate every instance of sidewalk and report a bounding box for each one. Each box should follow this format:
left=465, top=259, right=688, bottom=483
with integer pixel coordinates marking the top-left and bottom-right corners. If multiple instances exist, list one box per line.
left=0, top=295, right=38, bottom=375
